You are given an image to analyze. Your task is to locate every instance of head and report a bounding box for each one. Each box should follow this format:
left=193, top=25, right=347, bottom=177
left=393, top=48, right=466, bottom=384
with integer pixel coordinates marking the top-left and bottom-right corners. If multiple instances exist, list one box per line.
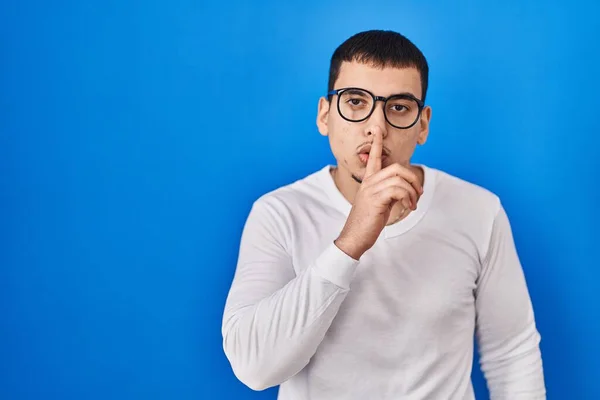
left=317, top=30, right=431, bottom=183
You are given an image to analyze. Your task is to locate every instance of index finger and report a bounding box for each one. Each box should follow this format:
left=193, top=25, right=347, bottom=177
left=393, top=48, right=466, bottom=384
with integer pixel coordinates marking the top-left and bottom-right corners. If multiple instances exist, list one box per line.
left=364, top=131, right=383, bottom=179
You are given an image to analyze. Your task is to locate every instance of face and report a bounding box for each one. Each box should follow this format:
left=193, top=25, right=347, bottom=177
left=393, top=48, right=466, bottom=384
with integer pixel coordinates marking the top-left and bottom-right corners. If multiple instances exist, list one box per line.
left=317, top=61, right=431, bottom=182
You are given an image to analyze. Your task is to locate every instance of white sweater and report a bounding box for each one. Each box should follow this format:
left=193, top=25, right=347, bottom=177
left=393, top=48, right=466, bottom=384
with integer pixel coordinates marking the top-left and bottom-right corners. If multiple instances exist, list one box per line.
left=222, top=164, right=546, bottom=399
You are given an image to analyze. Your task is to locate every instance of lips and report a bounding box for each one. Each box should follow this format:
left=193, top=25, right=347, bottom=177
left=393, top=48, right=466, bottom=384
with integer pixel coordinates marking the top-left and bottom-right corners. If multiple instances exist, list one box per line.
left=358, top=151, right=387, bottom=164
left=357, top=144, right=388, bottom=164
left=358, top=153, right=370, bottom=164
left=358, top=144, right=373, bottom=155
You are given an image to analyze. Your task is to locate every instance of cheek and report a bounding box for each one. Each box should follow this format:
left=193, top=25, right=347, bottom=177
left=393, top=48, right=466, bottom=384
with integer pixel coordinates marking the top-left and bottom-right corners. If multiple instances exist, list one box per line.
left=402, top=127, right=421, bottom=143
left=388, top=128, right=421, bottom=158
left=390, top=130, right=415, bottom=147
left=328, top=122, right=358, bottom=165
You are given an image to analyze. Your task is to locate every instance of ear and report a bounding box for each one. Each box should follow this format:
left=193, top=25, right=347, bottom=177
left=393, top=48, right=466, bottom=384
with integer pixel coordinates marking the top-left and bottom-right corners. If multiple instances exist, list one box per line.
left=316, top=97, right=330, bottom=136
left=417, top=105, right=432, bottom=145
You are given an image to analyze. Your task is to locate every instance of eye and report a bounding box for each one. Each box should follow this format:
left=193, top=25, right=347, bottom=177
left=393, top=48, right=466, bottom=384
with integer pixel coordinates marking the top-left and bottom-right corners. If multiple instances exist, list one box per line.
left=390, top=104, right=408, bottom=112
left=346, top=98, right=366, bottom=106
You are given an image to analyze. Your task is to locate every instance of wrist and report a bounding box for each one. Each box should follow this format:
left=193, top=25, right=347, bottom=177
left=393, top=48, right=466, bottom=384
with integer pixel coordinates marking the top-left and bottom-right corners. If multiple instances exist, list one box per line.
left=334, top=236, right=365, bottom=260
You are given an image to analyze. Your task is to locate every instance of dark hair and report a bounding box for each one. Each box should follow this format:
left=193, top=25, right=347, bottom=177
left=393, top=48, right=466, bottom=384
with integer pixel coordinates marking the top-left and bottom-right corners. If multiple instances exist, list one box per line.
left=328, top=30, right=429, bottom=102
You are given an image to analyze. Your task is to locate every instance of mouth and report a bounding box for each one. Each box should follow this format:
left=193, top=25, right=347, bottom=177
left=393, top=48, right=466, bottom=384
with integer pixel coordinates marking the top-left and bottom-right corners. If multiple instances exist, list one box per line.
left=358, top=153, right=371, bottom=164
left=357, top=144, right=389, bottom=165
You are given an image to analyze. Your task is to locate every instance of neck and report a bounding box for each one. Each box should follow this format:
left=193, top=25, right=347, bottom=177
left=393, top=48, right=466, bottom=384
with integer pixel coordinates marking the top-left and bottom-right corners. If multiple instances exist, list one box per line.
left=330, top=163, right=425, bottom=225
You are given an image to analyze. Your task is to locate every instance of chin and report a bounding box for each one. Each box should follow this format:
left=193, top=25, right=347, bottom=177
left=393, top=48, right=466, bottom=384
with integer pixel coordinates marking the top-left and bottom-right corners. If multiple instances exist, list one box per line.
left=351, top=174, right=363, bottom=184
left=350, top=166, right=366, bottom=183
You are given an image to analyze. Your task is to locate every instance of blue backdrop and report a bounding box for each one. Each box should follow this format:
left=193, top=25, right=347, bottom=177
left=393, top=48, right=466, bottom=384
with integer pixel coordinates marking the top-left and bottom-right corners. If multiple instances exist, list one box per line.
left=1, top=1, right=598, bottom=399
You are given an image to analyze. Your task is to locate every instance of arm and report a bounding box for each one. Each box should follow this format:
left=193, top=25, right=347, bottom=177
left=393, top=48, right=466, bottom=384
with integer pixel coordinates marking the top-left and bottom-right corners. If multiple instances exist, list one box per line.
left=221, top=199, right=359, bottom=391
left=475, top=203, right=546, bottom=399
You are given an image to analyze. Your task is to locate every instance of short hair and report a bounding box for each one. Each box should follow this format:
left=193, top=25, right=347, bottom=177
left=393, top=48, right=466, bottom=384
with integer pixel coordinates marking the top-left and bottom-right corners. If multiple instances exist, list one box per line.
left=328, top=30, right=429, bottom=102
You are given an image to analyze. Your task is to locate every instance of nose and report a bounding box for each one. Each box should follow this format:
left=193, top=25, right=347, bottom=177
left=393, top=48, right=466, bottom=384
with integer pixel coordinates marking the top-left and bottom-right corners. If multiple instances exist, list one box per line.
left=363, top=101, right=388, bottom=139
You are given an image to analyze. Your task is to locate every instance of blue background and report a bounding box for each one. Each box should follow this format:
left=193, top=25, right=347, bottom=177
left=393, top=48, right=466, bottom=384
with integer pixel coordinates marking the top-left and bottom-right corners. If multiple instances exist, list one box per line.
left=1, top=1, right=598, bottom=399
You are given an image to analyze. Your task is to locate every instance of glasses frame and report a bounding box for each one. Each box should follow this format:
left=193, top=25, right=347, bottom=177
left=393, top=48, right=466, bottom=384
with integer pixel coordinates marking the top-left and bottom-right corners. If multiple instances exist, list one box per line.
left=327, top=87, right=425, bottom=129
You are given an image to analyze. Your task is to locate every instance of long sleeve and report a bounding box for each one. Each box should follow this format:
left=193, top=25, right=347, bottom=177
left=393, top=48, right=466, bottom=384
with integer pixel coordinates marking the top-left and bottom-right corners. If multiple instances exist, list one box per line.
left=474, top=203, right=546, bottom=399
left=221, top=198, right=359, bottom=391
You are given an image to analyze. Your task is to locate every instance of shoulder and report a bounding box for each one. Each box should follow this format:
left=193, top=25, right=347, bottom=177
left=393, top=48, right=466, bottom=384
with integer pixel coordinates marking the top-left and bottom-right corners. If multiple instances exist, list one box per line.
left=425, top=166, right=508, bottom=263
left=249, top=165, right=332, bottom=221
left=429, top=166, right=502, bottom=220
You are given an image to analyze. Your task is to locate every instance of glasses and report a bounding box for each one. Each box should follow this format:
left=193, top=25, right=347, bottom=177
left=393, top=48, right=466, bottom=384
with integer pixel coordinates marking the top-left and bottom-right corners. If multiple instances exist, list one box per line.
left=327, top=87, right=425, bottom=129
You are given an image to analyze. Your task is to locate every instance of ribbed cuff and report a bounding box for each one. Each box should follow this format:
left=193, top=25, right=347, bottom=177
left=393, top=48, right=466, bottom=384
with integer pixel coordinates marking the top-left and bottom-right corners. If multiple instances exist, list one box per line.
left=311, top=242, right=360, bottom=290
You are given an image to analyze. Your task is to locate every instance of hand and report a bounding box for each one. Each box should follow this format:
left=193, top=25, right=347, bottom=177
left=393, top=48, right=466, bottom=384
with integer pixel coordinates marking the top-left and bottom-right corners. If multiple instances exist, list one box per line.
left=334, top=132, right=424, bottom=260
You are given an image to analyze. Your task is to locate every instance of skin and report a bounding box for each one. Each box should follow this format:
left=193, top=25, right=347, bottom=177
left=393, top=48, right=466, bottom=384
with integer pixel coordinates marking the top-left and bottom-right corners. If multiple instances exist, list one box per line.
left=316, top=61, right=432, bottom=260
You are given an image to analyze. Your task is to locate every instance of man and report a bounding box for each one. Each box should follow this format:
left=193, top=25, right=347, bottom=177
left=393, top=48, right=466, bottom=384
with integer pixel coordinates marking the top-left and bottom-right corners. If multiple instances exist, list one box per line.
left=221, top=30, right=546, bottom=399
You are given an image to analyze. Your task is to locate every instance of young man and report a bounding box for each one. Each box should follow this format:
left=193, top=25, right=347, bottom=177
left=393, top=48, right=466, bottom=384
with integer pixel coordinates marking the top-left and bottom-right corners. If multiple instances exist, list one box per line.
left=221, top=30, right=546, bottom=399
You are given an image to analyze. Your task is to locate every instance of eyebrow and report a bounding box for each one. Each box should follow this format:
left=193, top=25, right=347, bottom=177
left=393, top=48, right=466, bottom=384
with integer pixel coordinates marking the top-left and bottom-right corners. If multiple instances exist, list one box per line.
left=344, top=89, right=370, bottom=97
left=390, top=91, right=418, bottom=99
left=344, top=88, right=419, bottom=99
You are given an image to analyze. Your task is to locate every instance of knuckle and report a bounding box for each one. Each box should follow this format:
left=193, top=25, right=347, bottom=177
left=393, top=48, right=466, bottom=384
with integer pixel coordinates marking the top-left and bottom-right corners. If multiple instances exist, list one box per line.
left=394, top=186, right=406, bottom=196
left=393, top=175, right=407, bottom=188
left=376, top=190, right=388, bottom=202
